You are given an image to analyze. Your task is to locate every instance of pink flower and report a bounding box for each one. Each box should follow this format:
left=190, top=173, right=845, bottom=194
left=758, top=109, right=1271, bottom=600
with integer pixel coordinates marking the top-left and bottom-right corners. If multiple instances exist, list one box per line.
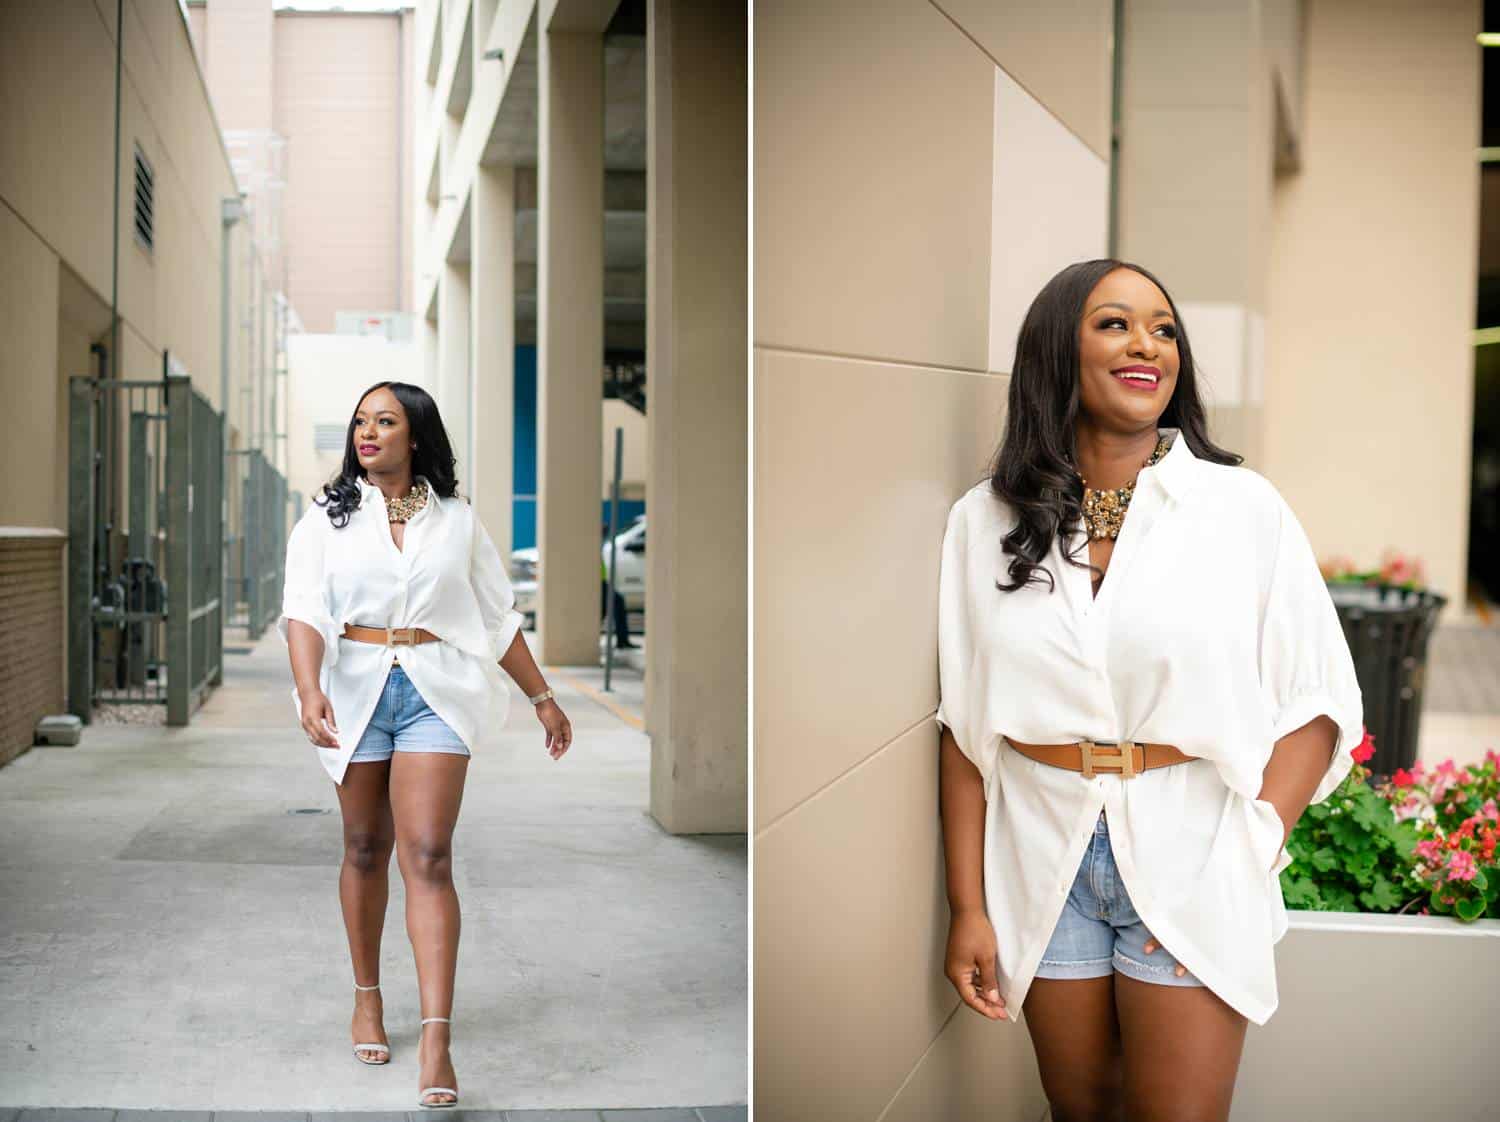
left=1415, top=839, right=1445, bottom=862
left=1393, top=795, right=1426, bottom=823
left=1379, top=549, right=1427, bottom=587
left=1446, top=851, right=1478, bottom=883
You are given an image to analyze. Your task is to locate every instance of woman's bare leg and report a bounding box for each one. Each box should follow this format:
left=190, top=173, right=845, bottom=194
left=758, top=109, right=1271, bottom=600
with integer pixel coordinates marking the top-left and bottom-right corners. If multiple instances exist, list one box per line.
left=334, top=758, right=396, bottom=1061
left=1022, top=975, right=1127, bottom=1122
left=389, top=751, right=469, bottom=1105
left=1113, top=971, right=1248, bottom=1121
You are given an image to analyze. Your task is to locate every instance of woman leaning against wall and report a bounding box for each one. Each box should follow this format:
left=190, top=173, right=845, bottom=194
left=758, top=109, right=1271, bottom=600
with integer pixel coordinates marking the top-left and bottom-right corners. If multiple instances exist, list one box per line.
left=936, top=259, right=1363, bottom=1121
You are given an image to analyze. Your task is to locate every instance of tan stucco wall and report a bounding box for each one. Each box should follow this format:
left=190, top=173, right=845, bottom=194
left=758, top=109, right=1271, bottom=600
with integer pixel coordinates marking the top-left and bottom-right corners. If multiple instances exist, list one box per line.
left=753, top=0, right=1112, bottom=1116
left=1265, top=0, right=1480, bottom=622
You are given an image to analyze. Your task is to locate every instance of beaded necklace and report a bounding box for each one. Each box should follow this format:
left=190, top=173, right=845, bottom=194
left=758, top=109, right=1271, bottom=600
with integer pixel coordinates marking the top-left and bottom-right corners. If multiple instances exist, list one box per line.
left=383, top=478, right=430, bottom=524
left=1076, top=432, right=1173, bottom=541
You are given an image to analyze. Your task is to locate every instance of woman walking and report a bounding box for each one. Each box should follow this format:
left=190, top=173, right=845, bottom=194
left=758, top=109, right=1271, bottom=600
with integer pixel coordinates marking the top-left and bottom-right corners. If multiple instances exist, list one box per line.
left=936, top=260, right=1363, bottom=1120
left=278, top=380, right=572, bottom=1109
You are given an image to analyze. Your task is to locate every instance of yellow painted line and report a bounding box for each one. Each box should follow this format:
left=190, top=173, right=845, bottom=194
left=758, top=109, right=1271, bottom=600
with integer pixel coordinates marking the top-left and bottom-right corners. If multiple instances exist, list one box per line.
left=546, top=668, right=645, bottom=730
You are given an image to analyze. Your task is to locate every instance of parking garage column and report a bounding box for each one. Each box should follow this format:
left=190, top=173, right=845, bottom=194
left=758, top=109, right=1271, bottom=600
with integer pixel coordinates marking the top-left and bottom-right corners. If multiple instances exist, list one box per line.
left=438, top=259, right=472, bottom=483
left=471, top=163, right=516, bottom=559
left=537, top=9, right=605, bottom=665
left=645, top=0, right=747, bottom=833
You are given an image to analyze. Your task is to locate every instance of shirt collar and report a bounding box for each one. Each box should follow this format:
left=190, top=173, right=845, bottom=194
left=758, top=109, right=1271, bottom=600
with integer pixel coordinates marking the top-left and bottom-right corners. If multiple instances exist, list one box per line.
left=1140, top=426, right=1201, bottom=503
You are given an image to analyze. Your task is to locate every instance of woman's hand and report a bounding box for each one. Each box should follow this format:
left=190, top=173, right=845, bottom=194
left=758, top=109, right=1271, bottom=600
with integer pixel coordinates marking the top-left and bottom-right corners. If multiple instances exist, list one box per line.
left=945, top=908, right=1008, bottom=1020
left=536, top=697, right=572, bottom=759
left=298, top=688, right=340, bottom=749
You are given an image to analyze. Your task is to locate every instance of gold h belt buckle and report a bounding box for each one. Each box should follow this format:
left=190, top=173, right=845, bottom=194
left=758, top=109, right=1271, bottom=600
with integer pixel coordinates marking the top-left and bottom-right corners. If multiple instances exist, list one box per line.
left=386, top=626, right=416, bottom=646
left=1079, top=739, right=1139, bottom=779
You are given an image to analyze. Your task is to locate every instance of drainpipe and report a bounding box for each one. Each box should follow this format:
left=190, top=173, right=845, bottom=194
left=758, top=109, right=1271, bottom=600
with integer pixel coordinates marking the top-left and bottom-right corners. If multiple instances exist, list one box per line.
left=105, top=0, right=124, bottom=559
left=221, top=197, right=246, bottom=432
left=222, top=196, right=245, bottom=620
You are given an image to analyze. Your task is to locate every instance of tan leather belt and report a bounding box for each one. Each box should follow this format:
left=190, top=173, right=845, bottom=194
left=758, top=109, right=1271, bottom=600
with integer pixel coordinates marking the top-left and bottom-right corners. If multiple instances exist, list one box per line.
left=342, top=623, right=443, bottom=647
left=1004, top=736, right=1198, bottom=779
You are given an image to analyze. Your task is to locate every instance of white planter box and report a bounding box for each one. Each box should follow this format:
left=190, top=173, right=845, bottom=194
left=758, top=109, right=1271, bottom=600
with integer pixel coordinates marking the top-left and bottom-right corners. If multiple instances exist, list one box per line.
left=1233, top=908, right=1500, bottom=1121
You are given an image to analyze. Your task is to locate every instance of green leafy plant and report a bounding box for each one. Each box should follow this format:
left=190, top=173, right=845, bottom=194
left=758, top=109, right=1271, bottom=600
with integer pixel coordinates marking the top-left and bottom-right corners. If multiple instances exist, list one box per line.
left=1279, top=728, right=1500, bottom=922
left=1279, top=728, right=1421, bottom=914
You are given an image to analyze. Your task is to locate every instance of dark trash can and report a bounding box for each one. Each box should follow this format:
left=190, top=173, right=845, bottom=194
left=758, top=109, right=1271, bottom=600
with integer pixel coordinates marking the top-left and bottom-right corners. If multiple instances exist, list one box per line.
left=1327, top=583, right=1447, bottom=781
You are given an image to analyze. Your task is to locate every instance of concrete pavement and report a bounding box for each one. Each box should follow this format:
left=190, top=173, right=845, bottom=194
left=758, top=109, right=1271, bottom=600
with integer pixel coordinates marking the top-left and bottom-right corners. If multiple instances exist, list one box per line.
left=0, top=630, right=746, bottom=1112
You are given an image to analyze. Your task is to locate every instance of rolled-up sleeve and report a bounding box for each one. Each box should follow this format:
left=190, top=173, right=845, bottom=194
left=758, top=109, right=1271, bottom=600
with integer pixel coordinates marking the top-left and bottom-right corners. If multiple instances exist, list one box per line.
left=471, top=514, right=526, bottom=662
left=276, top=507, right=342, bottom=671
left=936, top=498, right=996, bottom=789
left=1257, top=490, right=1365, bottom=806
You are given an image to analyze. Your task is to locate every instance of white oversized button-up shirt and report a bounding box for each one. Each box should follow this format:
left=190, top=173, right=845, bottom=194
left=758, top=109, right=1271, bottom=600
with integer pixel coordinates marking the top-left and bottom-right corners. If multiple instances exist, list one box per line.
left=936, top=427, right=1364, bottom=1025
left=276, top=474, right=526, bottom=786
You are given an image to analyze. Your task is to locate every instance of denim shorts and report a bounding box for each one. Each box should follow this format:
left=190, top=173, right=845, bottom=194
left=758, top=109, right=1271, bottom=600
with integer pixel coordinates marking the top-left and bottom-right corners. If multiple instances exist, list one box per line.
left=1033, top=808, right=1203, bottom=988
left=348, top=663, right=471, bottom=763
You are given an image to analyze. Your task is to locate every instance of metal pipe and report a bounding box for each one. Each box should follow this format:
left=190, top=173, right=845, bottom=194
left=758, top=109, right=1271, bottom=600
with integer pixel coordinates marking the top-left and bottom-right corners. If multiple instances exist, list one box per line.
left=260, top=249, right=269, bottom=454
left=105, top=0, right=124, bottom=568
left=221, top=196, right=244, bottom=627
left=603, top=426, right=623, bottom=690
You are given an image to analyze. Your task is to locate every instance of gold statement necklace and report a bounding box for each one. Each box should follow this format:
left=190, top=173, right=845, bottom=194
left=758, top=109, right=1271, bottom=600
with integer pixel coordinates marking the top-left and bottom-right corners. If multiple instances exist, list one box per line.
left=384, top=479, right=430, bottom=524
left=1077, top=432, right=1173, bottom=541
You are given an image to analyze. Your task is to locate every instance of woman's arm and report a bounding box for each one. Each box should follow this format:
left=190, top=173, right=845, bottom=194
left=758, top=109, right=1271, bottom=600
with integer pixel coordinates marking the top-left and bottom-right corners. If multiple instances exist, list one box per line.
left=497, top=628, right=547, bottom=697
left=940, top=727, right=1008, bottom=1020
left=286, top=618, right=339, bottom=748
left=1256, top=713, right=1339, bottom=847
left=940, top=728, right=988, bottom=916
left=497, top=630, right=572, bottom=759
left=286, top=618, right=326, bottom=700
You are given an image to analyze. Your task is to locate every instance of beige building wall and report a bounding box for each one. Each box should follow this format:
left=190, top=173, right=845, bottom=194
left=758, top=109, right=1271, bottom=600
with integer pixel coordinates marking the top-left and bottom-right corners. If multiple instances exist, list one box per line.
left=0, top=0, right=253, bottom=527
left=188, top=1, right=418, bottom=336
left=274, top=11, right=416, bottom=332
left=1115, top=0, right=1292, bottom=468
left=1264, top=0, right=1480, bottom=622
left=754, top=1, right=1112, bottom=1116
left=0, top=0, right=257, bottom=755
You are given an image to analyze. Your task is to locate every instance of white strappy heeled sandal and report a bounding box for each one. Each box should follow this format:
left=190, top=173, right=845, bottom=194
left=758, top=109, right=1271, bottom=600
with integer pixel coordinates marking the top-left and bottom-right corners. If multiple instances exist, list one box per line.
left=417, top=1015, right=459, bottom=1108
left=351, top=981, right=391, bottom=1065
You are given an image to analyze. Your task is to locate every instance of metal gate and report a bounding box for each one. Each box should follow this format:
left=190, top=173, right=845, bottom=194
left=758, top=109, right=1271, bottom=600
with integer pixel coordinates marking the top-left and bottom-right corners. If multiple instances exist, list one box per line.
left=68, top=372, right=224, bottom=725
left=225, top=448, right=287, bottom=637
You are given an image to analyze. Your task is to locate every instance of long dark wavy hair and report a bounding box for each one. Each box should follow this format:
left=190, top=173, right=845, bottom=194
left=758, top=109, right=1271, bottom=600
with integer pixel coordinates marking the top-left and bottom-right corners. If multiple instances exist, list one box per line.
left=314, top=381, right=463, bottom=528
left=988, top=259, right=1243, bottom=594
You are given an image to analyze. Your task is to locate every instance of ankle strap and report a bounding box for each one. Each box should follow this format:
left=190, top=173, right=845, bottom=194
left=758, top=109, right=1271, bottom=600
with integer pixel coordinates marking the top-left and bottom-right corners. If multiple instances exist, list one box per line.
left=421, top=1016, right=451, bottom=1024
left=354, top=982, right=381, bottom=991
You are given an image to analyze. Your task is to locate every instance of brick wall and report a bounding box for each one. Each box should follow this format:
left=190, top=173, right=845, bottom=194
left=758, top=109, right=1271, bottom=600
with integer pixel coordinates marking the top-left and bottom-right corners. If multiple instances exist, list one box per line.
left=0, top=532, right=65, bottom=768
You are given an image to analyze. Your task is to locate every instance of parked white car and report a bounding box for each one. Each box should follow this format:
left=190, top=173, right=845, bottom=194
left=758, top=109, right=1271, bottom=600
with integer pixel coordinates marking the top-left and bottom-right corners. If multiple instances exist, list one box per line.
left=510, top=515, right=645, bottom=627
